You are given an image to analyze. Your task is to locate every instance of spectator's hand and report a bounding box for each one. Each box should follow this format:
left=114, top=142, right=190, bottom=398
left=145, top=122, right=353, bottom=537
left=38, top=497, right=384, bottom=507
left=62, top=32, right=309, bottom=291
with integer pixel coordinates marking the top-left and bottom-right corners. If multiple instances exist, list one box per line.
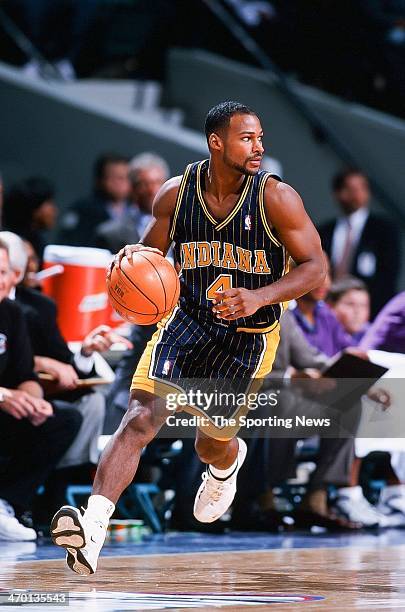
left=345, top=347, right=369, bottom=360
left=367, top=387, right=391, bottom=411
left=39, top=357, right=79, bottom=390
left=28, top=397, right=53, bottom=426
left=291, top=368, right=336, bottom=395
left=111, top=243, right=163, bottom=272
left=0, top=388, right=37, bottom=420
left=81, top=325, right=133, bottom=356
left=291, top=368, right=322, bottom=380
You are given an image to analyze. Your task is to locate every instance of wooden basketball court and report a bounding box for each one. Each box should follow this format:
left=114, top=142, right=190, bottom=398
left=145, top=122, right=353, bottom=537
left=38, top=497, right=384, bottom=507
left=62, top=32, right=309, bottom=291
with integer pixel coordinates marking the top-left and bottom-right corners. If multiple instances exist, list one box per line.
left=2, top=544, right=405, bottom=610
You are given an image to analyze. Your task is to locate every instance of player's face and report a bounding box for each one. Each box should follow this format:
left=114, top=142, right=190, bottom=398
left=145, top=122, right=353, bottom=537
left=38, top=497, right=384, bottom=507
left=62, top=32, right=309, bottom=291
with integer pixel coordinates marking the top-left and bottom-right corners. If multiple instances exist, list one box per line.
left=222, top=114, right=264, bottom=175
left=333, top=289, right=370, bottom=334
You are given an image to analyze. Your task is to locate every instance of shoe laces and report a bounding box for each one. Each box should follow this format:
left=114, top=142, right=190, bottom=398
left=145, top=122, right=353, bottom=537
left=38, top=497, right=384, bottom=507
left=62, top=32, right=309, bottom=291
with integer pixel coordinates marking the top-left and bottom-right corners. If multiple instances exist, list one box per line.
left=202, top=472, right=226, bottom=502
left=82, top=507, right=107, bottom=530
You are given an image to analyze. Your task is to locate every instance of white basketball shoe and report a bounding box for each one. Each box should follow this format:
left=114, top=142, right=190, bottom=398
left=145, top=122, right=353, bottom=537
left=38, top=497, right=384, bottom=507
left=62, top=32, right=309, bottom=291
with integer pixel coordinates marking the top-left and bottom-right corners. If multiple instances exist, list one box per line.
left=194, top=438, right=247, bottom=523
left=51, top=505, right=108, bottom=575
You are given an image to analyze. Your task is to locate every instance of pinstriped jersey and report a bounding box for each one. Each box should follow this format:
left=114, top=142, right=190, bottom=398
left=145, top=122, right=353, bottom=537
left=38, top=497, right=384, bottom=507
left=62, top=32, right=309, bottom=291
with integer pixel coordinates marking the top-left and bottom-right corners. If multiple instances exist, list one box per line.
left=169, top=159, right=288, bottom=333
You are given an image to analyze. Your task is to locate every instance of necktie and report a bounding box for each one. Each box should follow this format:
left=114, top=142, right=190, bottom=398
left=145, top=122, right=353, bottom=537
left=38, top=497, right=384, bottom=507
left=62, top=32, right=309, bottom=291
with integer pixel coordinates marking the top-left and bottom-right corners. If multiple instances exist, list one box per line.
left=334, top=219, right=353, bottom=279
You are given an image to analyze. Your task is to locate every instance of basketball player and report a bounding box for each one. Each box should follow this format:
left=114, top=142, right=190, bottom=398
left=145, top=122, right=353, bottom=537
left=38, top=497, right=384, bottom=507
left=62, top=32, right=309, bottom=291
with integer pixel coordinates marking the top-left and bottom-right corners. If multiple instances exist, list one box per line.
left=51, top=101, right=326, bottom=575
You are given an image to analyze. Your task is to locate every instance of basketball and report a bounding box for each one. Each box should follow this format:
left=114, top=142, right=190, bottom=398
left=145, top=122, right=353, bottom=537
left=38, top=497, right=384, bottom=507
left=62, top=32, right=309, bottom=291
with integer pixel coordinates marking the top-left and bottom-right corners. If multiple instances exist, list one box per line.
left=107, top=251, right=180, bottom=325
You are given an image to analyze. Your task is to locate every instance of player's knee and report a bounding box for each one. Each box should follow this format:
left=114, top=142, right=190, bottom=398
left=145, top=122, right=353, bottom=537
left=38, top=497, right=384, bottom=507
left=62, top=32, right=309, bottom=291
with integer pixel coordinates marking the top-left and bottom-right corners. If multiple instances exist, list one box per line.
left=120, top=403, right=156, bottom=448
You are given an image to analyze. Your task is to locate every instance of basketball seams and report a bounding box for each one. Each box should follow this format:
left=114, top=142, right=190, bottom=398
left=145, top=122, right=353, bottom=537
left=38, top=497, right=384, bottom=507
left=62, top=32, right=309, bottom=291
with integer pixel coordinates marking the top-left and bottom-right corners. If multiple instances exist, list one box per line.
left=136, top=252, right=168, bottom=312
left=119, top=263, right=158, bottom=313
left=107, top=284, right=161, bottom=321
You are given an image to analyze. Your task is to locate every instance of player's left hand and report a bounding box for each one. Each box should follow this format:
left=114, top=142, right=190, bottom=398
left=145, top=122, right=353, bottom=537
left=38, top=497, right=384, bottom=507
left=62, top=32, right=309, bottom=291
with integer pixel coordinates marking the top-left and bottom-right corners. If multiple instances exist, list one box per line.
left=81, top=325, right=133, bottom=356
left=212, top=288, right=263, bottom=320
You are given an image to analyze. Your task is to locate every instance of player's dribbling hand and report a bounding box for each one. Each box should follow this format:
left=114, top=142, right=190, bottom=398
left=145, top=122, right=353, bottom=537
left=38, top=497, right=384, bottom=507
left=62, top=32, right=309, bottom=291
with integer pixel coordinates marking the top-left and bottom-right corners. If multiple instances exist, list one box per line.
left=212, top=288, right=263, bottom=320
left=113, top=244, right=163, bottom=268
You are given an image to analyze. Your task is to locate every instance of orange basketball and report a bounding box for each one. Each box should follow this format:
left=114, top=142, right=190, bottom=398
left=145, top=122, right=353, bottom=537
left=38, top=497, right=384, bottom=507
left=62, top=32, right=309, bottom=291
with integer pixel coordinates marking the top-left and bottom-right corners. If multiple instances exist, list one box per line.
left=107, top=252, right=180, bottom=325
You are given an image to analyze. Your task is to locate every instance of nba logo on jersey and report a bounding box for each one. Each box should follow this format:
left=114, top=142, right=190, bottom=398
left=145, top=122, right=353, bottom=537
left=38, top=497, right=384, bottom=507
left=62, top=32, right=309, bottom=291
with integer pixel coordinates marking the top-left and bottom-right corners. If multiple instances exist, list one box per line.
left=244, top=215, right=252, bottom=230
left=162, top=359, right=171, bottom=376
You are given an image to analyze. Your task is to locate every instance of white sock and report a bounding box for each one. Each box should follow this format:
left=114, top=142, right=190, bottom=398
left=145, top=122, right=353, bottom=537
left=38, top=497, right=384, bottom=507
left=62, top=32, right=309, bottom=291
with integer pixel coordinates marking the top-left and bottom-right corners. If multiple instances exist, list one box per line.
left=209, top=456, right=238, bottom=480
left=85, top=495, right=115, bottom=523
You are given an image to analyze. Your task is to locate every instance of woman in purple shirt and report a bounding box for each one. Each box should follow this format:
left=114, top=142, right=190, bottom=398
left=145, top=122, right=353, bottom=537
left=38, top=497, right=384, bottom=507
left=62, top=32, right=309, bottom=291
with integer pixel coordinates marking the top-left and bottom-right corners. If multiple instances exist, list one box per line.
left=292, top=267, right=353, bottom=357
left=360, top=292, right=405, bottom=353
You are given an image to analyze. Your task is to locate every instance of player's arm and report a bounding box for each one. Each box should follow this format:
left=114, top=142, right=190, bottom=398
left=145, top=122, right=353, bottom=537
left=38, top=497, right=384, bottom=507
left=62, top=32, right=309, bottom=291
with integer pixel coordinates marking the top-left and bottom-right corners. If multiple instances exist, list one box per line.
left=114, top=176, right=181, bottom=266
left=258, top=180, right=326, bottom=303
left=214, top=180, right=326, bottom=320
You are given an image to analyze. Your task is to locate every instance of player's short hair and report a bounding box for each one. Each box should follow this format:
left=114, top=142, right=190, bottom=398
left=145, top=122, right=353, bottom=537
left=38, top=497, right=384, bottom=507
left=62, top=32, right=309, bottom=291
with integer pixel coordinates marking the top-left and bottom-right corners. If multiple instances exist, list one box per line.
left=332, top=168, right=368, bottom=192
left=328, top=276, right=368, bottom=304
left=205, top=101, right=256, bottom=143
left=128, top=152, right=170, bottom=185
left=94, top=153, right=129, bottom=182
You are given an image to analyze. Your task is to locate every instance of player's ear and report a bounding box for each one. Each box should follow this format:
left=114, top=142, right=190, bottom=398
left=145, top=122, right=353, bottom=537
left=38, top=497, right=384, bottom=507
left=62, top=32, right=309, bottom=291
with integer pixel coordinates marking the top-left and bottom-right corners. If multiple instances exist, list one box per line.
left=209, top=133, right=222, bottom=151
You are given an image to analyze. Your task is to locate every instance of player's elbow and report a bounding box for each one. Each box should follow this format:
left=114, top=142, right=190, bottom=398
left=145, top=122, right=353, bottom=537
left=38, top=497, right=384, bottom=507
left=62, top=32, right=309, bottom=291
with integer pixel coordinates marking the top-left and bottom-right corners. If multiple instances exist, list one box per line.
left=312, top=253, right=328, bottom=288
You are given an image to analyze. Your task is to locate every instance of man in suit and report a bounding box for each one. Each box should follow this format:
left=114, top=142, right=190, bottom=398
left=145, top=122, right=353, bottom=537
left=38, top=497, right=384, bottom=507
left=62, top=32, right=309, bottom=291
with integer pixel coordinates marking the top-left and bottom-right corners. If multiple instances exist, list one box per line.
left=318, top=169, right=401, bottom=318
left=57, top=153, right=135, bottom=250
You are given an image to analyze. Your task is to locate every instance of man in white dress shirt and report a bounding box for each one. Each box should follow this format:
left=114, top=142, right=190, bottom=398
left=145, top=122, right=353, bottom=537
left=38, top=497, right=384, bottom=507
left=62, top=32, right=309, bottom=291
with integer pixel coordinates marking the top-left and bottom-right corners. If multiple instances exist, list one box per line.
left=318, top=168, right=400, bottom=318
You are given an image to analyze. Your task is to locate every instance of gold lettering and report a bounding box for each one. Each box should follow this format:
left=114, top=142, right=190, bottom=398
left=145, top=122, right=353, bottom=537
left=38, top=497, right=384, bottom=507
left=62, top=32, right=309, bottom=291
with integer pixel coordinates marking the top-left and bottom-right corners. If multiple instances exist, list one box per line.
left=211, top=241, right=221, bottom=267
left=236, top=246, right=252, bottom=273
left=197, top=242, right=211, bottom=267
left=182, top=242, right=196, bottom=269
left=221, top=243, right=237, bottom=269
left=253, top=250, right=270, bottom=273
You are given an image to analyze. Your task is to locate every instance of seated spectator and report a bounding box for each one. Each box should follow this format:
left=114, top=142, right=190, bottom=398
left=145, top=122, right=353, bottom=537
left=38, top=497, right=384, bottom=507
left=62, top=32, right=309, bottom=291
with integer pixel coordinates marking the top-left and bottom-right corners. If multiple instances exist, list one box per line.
left=360, top=291, right=405, bottom=353
left=318, top=169, right=400, bottom=318
left=292, top=264, right=353, bottom=356
left=0, top=231, right=132, bottom=471
left=233, top=310, right=393, bottom=530
left=58, top=153, right=135, bottom=251
left=128, top=152, right=170, bottom=236
left=0, top=239, right=82, bottom=540
left=2, top=177, right=57, bottom=262
left=327, top=276, right=371, bottom=344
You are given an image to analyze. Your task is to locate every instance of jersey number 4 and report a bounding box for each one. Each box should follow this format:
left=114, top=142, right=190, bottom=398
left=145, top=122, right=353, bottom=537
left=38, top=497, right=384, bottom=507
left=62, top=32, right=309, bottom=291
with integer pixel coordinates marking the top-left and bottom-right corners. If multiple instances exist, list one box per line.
left=206, top=274, right=233, bottom=301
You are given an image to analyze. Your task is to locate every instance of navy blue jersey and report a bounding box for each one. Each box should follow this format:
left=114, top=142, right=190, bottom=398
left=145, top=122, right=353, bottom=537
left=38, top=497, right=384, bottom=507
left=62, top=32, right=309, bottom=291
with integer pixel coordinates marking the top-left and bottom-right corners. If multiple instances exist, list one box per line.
left=169, top=159, right=288, bottom=333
